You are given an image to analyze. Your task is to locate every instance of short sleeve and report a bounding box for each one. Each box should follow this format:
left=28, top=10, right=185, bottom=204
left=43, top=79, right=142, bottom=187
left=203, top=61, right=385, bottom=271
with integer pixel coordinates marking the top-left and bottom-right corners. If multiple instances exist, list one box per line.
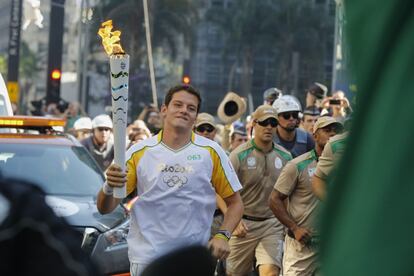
left=314, top=142, right=334, bottom=180
left=125, top=146, right=149, bottom=196
left=229, top=150, right=240, bottom=174
left=208, top=146, right=242, bottom=199
left=125, top=155, right=137, bottom=196
left=274, top=161, right=299, bottom=196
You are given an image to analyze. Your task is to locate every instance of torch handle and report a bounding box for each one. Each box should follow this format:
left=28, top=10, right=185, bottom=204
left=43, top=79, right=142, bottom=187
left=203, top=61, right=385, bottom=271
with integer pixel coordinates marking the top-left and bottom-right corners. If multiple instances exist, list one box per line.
left=110, top=55, right=129, bottom=199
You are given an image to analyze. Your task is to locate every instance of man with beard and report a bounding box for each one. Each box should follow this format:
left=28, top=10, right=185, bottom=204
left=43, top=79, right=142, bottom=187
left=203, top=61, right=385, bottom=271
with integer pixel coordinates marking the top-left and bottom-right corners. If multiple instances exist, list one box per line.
left=272, top=95, right=315, bottom=158
left=269, top=116, right=342, bottom=275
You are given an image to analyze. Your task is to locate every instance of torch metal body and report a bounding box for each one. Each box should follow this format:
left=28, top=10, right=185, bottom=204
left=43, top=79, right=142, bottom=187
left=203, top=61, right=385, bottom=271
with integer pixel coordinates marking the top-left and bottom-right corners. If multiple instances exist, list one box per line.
left=110, top=54, right=129, bottom=198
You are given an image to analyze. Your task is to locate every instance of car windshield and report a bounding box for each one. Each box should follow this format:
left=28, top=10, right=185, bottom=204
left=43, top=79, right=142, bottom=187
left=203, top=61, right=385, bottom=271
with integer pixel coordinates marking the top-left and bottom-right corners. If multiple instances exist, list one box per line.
left=0, top=143, right=104, bottom=196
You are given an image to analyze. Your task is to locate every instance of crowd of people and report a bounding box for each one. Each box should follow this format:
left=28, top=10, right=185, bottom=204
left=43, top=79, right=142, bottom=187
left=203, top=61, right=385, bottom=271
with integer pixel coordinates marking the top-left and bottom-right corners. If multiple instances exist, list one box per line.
left=30, top=82, right=351, bottom=275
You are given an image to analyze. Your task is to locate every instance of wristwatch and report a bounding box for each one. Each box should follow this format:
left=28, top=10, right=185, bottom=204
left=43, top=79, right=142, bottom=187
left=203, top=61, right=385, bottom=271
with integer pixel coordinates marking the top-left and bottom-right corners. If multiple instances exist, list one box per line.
left=217, top=230, right=231, bottom=241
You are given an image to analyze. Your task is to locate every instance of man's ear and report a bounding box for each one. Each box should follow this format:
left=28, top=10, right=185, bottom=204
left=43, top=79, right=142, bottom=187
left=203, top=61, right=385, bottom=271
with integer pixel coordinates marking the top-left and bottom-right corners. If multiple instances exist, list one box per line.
left=160, top=104, right=167, bottom=113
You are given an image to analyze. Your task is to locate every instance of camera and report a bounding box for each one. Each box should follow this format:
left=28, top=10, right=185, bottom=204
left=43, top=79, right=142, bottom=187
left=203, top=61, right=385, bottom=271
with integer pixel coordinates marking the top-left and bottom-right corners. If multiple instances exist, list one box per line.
left=329, top=99, right=341, bottom=105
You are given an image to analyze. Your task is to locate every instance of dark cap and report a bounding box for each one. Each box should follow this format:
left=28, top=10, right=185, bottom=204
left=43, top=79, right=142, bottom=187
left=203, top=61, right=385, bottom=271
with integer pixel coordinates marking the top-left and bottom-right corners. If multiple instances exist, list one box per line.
left=263, top=87, right=282, bottom=101
left=307, top=82, right=328, bottom=99
left=303, top=106, right=320, bottom=116
left=232, top=126, right=247, bottom=136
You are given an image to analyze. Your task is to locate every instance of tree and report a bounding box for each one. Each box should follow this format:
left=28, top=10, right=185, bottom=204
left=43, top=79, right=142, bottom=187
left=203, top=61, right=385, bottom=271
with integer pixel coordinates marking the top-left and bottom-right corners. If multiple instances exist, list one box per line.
left=206, top=0, right=332, bottom=100
left=206, top=0, right=280, bottom=97
left=89, top=0, right=198, bottom=117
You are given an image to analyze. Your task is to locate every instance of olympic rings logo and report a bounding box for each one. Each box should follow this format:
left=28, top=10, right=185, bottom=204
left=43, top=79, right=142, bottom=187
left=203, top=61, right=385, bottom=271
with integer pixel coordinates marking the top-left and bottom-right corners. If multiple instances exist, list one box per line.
left=163, top=175, right=188, bottom=188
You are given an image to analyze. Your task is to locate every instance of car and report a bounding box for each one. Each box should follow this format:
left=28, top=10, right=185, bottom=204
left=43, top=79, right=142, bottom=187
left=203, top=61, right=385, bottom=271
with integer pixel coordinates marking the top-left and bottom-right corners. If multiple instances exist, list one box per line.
left=0, top=73, right=13, bottom=116
left=0, top=116, right=131, bottom=275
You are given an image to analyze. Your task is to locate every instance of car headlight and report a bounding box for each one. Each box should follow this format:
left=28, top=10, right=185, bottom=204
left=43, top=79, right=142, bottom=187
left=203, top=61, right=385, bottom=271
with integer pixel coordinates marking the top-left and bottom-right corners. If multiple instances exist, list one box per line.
left=103, top=218, right=130, bottom=248
left=82, top=227, right=99, bottom=254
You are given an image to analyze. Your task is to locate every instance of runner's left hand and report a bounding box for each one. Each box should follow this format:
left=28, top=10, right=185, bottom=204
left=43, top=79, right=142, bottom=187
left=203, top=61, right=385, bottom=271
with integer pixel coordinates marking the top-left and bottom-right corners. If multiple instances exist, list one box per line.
left=208, top=237, right=230, bottom=260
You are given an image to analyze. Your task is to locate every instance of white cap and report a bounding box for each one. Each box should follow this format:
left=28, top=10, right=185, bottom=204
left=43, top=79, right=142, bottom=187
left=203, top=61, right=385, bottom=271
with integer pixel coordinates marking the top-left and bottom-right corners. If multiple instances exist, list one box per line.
left=92, top=114, right=113, bottom=129
left=73, top=117, right=92, bottom=130
left=272, top=95, right=301, bottom=115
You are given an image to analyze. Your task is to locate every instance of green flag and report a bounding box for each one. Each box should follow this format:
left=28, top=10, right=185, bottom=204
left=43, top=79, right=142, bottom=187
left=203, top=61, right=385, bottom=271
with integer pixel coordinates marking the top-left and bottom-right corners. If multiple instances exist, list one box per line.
left=320, top=1, right=414, bottom=275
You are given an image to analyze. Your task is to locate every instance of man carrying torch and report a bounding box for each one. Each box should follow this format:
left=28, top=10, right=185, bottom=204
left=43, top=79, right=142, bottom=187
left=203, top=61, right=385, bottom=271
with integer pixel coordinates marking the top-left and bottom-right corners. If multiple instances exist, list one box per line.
left=97, top=20, right=129, bottom=198
left=96, top=21, right=244, bottom=276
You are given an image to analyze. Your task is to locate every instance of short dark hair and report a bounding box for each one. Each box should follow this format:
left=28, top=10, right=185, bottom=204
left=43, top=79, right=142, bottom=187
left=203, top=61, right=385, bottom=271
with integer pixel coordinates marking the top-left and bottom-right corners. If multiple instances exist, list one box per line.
left=231, top=127, right=247, bottom=141
left=164, top=84, right=202, bottom=112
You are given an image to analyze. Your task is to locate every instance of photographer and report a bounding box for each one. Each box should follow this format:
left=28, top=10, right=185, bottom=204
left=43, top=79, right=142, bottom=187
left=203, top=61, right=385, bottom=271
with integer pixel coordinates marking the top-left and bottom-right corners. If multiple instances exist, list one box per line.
left=321, top=91, right=352, bottom=123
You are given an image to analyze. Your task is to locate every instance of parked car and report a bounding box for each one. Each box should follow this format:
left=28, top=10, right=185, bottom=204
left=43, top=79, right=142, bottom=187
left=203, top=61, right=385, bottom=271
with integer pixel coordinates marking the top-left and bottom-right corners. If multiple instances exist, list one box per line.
left=0, top=116, right=130, bottom=275
left=0, top=73, right=13, bottom=116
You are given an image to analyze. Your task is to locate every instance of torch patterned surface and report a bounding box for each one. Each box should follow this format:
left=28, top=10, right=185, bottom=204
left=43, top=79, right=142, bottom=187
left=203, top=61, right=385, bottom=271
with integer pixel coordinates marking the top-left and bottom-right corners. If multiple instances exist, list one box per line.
left=110, top=55, right=129, bottom=198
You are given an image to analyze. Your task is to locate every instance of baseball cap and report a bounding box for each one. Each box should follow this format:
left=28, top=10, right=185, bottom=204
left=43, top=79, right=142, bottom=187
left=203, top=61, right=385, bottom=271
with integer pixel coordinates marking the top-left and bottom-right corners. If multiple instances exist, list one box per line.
left=73, top=117, right=92, bottom=130
left=313, top=116, right=343, bottom=134
left=92, top=114, right=113, bottom=129
left=252, top=105, right=277, bottom=121
left=232, top=126, right=247, bottom=136
left=307, top=82, right=328, bottom=99
left=195, top=113, right=216, bottom=128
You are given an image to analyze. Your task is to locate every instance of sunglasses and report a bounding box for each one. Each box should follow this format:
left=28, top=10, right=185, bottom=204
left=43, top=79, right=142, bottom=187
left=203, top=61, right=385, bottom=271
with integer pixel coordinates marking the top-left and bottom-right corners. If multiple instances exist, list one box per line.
left=257, top=118, right=278, bottom=127
left=97, top=127, right=111, bottom=132
left=196, top=124, right=215, bottom=133
left=280, top=112, right=299, bottom=120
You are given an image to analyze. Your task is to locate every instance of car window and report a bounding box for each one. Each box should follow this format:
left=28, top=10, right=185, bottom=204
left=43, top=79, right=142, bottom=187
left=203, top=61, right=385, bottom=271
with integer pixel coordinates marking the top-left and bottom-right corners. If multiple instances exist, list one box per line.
left=0, top=144, right=104, bottom=196
left=0, top=96, right=9, bottom=115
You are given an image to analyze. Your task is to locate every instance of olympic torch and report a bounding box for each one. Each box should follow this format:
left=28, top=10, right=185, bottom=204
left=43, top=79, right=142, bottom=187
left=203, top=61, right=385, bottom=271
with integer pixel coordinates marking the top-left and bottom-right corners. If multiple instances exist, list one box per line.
left=98, top=20, right=129, bottom=198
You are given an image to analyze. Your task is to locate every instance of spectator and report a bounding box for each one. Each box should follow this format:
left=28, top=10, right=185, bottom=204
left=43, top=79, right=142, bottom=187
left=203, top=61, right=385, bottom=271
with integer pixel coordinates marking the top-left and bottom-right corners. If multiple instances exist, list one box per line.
left=64, top=102, right=84, bottom=131
left=300, top=106, right=320, bottom=134
left=263, top=87, right=283, bottom=106
left=305, top=82, right=328, bottom=109
left=321, top=91, right=352, bottom=123
left=73, top=117, right=92, bottom=141
left=81, top=115, right=114, bottom=171
left=127, top=132, right=150, bottom=149
left=127, top=120, right=151, bottom=147
left=45, top=102, right=63, bottom=118
left=137, top=104, right=162, bottom=135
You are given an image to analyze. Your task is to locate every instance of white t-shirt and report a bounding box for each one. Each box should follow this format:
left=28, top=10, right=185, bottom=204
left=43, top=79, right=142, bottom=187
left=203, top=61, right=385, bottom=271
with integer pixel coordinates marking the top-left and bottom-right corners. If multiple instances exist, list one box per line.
left=125, top=131, right=242, bottom=264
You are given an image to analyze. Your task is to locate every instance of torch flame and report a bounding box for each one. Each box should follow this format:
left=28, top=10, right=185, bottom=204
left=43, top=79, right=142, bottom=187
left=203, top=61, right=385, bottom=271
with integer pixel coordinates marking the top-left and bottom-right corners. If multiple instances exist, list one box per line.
left=97, top=20, right=125, bottom=56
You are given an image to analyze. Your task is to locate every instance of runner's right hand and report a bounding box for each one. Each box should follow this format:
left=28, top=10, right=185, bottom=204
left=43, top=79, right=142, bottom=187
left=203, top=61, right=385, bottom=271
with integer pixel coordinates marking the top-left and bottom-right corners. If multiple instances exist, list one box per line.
left=106, top=164, right=127, bottom=188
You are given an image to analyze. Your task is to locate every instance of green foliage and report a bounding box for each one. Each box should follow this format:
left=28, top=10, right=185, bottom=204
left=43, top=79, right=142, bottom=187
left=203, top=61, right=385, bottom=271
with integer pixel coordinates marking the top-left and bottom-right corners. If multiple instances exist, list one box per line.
left=19, top=42, right=39, bottom=79
left=0, top=55, right=6, bottom=76
left=206, top=0, right=333, bottom=95
left=0, top=42, right=38, bottom=80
